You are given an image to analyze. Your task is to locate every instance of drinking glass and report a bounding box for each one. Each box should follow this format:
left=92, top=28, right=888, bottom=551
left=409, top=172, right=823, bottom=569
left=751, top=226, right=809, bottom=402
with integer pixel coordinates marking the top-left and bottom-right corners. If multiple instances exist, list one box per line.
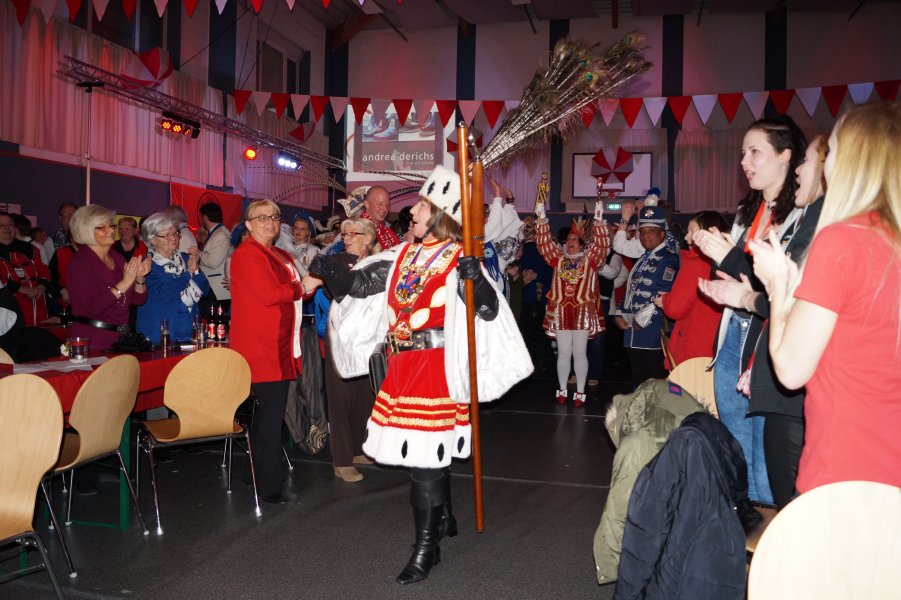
left=160, top=318, right=170, bottom=353
left=67, top=337, right=90, bottom=362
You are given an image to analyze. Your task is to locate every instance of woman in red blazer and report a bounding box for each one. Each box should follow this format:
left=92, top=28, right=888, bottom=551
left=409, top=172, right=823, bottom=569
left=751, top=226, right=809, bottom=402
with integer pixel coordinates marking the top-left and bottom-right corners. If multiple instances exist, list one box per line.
left=230, top=199, right=305, bottom=504
left=654, top=211, right=728, bottom=370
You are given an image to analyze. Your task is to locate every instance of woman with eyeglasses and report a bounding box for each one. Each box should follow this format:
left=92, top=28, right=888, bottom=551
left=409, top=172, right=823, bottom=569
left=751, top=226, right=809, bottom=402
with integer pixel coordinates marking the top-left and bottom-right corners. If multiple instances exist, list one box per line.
left=135, top=212, right=209, bottom=345
left=304, top=218, right=381, bottom=482
left=66, top=205, right=151, bottom=352
left=230, top=200, right=309, bottom=505
left=305, top=166, right=532, bottom=584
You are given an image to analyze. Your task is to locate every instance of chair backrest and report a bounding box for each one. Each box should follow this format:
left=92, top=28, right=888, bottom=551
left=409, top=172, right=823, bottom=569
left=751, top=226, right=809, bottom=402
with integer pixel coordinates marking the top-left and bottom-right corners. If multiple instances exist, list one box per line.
left=748, top=481, right=901, bottom=599
left=667, top=356, right=717, bottom=418
left=162, top=347, right=251, bottom=440
left=65, top=355, right=140, bottom=466
left=0, top=374, right=64, bottom=538
left=0, top=347, right=14, bottom=364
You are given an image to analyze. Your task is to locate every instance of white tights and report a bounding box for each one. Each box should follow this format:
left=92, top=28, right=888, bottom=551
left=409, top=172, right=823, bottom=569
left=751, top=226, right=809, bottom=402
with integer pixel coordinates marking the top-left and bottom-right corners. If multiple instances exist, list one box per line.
left=555, top=329, right=589, bottom=393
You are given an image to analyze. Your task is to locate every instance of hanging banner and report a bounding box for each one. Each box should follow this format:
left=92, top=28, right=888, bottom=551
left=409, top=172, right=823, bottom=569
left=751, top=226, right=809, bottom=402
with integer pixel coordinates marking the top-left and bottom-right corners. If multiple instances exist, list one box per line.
left=170, top=183, right=243, bottom=233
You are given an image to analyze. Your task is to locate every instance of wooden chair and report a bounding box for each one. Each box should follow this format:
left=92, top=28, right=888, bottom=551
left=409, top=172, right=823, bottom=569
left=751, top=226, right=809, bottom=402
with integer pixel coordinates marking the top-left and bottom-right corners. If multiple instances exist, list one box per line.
left=40, top=355, right=149, bottom=578
left=0, top=347, right=14, bottom=364
left=667, top=356, right=718, bottom=418
left=748, top=481, right=901, bottom=599
left=0, top=374, right=65, bottom=599
left=138, top=347, right=257, bottom=535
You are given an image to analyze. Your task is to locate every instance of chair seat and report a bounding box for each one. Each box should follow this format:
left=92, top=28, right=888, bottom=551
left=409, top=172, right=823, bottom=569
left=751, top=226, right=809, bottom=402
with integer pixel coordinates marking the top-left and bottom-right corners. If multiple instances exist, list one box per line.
left=143, top=417, right=242, bottom=443
left=746, top=506, right=778, bottom=555
left=52, top=431, right=83, bottom=472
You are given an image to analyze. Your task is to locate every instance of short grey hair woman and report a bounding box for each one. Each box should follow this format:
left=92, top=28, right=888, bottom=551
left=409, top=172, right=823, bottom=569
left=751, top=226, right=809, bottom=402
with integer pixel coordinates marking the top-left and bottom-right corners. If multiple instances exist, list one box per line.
left=140, top=212, right=177, bottom=243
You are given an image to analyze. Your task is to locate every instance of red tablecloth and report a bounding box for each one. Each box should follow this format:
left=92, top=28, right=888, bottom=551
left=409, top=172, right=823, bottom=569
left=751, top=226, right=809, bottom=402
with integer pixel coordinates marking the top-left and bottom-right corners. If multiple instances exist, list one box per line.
left=20, top=351, right=188, bottom=413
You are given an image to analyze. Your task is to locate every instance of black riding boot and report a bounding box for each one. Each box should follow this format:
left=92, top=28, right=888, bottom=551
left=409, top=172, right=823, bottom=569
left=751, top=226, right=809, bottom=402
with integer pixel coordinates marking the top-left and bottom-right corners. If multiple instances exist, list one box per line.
left=396, top=475, right=446, bottom=585
left=438, top=467, right=458, bottom=541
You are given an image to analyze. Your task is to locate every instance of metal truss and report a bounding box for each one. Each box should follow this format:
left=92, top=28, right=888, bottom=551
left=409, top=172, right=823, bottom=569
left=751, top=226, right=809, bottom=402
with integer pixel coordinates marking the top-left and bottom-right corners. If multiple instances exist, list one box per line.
left=58, top=56, right=346, bottom=173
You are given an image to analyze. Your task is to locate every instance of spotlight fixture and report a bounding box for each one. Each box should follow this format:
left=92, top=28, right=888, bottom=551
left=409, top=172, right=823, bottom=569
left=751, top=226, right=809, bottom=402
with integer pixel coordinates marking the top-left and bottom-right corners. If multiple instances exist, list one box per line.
left=276, top=152, right=301, bottom=171
left=159, top=111, right=201, bottom=139
left=243, top=145, right=258, bottom=160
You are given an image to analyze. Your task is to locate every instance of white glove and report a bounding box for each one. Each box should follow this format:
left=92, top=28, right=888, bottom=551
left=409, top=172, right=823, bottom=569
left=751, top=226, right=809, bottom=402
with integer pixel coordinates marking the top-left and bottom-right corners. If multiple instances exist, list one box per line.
left=535, top=201, right=546, bottom=220
left=594, top=200, right=604, bottom=221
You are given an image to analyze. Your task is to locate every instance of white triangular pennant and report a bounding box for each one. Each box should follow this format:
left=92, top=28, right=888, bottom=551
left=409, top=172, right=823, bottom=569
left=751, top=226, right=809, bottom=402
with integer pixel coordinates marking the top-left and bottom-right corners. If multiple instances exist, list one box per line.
left=93, top=0, right=110, bottom=20
left=35, top=0, right=58, bottom=22
left=743, top=91, right=769, bottom=120
left=505, top=100, right=520, bottom=111
left=848, top=82, right=874, bottom=104
left=214, top=0, right=227, bottom=14
left=329, top=96, right=349, bottom=122
left=643, top=97, right=666, bottom=126
left=154, top=0, right=167, bottom=17
left=598, top=98, right=619, bottom=127
left=291, top=94, right=309, bottom=118
left=370, top=98, right=391, bottom=121
left=795, top=87, right=821, bottom=118
left=692, top=94, right=717, bottom=125
left=251, top=91, right=271, bottom=117
left=412, top=99, right=435, bottom=125
left=458, top=100, right=481, bottom=126
left=284, top=0, right=295, bottom=9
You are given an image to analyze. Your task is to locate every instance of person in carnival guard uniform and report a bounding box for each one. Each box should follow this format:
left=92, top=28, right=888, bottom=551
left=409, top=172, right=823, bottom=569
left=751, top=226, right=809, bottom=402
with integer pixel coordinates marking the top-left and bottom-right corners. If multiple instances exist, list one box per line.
left=304, top=165, right=532, bottom=585
left=614, top=205, right=680, bottom=387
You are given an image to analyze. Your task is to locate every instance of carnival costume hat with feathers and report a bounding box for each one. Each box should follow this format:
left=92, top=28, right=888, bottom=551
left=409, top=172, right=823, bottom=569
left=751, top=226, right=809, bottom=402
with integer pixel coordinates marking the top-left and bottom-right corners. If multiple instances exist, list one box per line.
left=569, top=216, right=589, bottom=241
left=420, top=166, right=463, bottom=225
left=337, top=186, right=371, bottom=218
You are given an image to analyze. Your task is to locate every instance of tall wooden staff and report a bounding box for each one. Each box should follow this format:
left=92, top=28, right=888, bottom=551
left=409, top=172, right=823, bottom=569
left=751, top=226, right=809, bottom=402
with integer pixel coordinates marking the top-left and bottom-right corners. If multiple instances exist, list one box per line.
left=456, top=123, right=486, bottom=532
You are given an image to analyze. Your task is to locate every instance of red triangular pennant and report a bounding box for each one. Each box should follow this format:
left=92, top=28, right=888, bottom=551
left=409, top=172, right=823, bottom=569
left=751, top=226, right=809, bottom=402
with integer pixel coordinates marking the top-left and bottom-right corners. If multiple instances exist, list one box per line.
left=321, top=0, right=330, bottom=6
left=482, top=100, right=505, bottom=128
left=271, top=93, right=290, bottom=118
left=435, top=100, right=457, bottom=127
left=769, top=89, right=795, bottom=115
left=821, top=85, right=847, bottom=117
left=249, top=0, right=263, bottom=12
left=392, top=99, right=413, bottom=127
left=717, top=92, right=742, bottom=123
left=66, top=0, right=81, bottom=21
left=350, top=97, right=370, bottom=125
left=620, top=98, right=643, bottom=128
left=309, top=95, right=329, bottom=121
left=183, top=0, right=198, bottom=16
left=122, top=0, right=136, bottom=17
left=874, top=79, right=900, bottom=101
left=667, top=96, right=692, bottom=125
left=580, top=102, right=597, bottom=128
left=232, top=90, right=252, bottom=115
left=13, top=0, right=31, bottom=24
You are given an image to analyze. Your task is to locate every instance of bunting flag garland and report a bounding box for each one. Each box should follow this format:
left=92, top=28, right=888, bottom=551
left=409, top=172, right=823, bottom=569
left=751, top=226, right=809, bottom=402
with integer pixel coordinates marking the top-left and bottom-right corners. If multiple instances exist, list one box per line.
left=233, top=90, right=251, bottom=115
left=183, top=0, right=199, bottom=17
left=875, top=79, right=900, bottom=100
left=482, top=100, right=506, bottom=128
left=12, top=0, right=31, bottom=25
left=412, top=99, right=435, bottom=125
left=370, top=98, right=391, bottom=123
left=643, top=96, right=667, bottom=126
left=435, top=100, right=457, bottom=127
left=271, top=93, right=290, bottom=118
left=743, top=91, right=768, bottom=119
left=580, top=102, right=597, bottom=128
left=153, top=0, right=166, bottom=17
left=848, top=82, right=874, bottom=104
left=329, top=96, right=349, bottom=122
left=692, top=94, right=717, bottom=125
left=249, top=0, right=263, bottom=12
left=796, top=87, right=821, bottom=118
left=718, top=92, right=743, bottom=123
left=35, top=0, right=58, bottom=22
left=821, top=85, right=847, bottom=117
left=291, top=94, right=310, bottom=118
left=392, top=98, right=413, bottom=126
left=214, top=0, right=226, bottom=13
left=309, top=95, right=329, bottom=121
left=92, top=0, right=110, bottom=23
left=251, top=91, right=270, bottom=116
left=769, top=89, right=795, bottom=114
left=349, top=97, right=370, bottom=124
left=620, top=97, right=644, bottom=127
left=598, top=98, right=619, bottom=126
left=667, top=95, right=692, bottom=125
left=65, top=0, right=81, bottom=21
left=458, top=100, right=481, bottom=125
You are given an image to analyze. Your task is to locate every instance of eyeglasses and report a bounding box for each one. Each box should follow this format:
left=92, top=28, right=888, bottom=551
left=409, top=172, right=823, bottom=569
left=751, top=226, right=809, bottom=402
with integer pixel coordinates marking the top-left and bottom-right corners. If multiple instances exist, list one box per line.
left=94, top=224, right=115, bottom=231
left=156, top=231, right=181, bottom=240
left=341, top=232, right=363, bottom=239
left=250, top=214, right=282, bottom=223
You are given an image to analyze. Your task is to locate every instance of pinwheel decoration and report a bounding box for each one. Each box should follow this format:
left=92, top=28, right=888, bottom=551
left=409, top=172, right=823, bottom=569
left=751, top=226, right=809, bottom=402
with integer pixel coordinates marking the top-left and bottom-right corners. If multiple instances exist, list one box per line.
left=591, top=146, right=634, bottom=185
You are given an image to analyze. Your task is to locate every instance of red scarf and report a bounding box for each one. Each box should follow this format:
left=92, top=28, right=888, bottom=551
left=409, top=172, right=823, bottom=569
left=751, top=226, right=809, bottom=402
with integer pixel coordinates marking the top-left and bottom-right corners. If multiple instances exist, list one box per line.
left=361, top=211, right=400, bottom=249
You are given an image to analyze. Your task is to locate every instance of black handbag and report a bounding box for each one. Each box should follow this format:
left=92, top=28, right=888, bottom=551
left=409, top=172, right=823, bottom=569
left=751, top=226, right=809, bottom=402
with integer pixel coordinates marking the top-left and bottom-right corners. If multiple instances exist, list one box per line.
left=368, top=342, right=389, bottom=394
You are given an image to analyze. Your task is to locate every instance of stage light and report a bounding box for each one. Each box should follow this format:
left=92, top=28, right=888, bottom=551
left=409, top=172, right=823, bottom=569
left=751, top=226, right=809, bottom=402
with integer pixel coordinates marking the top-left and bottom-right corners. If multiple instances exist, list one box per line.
left=244, top=146, right=258, bottom=160
left=160, top=111, right=201, bottom=139
left=276, top=152, right=301, bottom=170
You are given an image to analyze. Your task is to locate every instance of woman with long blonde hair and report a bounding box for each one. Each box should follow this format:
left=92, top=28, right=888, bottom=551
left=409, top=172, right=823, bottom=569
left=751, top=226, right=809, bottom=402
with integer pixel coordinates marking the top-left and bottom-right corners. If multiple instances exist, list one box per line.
left=751, top=101, right=901, bottom=495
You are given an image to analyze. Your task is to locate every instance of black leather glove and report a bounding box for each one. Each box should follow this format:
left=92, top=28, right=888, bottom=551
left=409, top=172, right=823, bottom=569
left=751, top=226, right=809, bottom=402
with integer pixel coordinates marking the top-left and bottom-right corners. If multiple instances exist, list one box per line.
left=310, top=255, right=390, bottom=302
left=456, top=256, right=499, bottom=321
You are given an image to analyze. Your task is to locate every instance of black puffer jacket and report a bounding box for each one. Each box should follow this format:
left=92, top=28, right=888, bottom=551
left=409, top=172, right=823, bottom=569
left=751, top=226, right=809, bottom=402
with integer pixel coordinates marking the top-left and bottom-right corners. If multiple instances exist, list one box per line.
left=614, top=412, right=751, bottom=600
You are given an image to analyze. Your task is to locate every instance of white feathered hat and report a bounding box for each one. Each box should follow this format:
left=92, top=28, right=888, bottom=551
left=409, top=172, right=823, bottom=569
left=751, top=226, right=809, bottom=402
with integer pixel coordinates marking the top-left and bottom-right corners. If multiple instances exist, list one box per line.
left=419, top=165, right=462, bottom=224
